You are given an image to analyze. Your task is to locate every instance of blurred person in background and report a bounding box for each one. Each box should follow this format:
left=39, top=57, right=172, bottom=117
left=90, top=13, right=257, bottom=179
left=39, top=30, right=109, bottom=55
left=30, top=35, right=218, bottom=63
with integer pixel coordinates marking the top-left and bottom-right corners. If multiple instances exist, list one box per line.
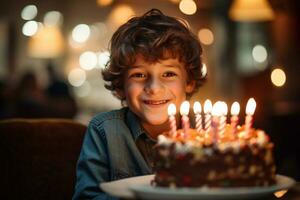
left=45, top=62, right=78, bottom=118
left=13, top=71, right=47, bottom=118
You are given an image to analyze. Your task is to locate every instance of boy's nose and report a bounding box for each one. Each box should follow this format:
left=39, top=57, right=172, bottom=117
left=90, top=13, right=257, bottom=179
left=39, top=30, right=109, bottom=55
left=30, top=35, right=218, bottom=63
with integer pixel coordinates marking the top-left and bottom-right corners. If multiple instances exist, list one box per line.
left=144, top=78, right=164, bottom=95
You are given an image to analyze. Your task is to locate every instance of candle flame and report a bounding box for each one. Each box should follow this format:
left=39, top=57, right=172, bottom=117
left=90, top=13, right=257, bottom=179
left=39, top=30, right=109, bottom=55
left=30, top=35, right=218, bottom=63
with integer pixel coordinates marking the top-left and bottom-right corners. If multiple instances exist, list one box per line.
left=201, top=64, right=207, bottom=78
left=193, top=101, right=202, bottom=114
left=180, top=101, right=190, bottom=116
left=212, top=101, right=223, bottom=116
left=204, top=99, right=212, bottom=114
left=231, top=101, right=240, bottom=115
left=168, top=103, right=176, bottom=116
left=246, top=98, right=256, bottom=115
left=221, top=101, right=228, bottom=115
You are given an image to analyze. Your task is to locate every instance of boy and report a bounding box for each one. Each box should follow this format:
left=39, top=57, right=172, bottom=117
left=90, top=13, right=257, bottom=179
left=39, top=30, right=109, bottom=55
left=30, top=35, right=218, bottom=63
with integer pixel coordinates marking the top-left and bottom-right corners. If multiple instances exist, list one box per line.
left=73, top=8, right=205, bottom=200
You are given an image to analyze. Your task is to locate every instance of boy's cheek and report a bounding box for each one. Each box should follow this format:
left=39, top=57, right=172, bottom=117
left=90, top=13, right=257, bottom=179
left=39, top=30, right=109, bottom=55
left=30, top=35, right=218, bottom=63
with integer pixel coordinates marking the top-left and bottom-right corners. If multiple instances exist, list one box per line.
left=123, top=84, right=140, bottom=96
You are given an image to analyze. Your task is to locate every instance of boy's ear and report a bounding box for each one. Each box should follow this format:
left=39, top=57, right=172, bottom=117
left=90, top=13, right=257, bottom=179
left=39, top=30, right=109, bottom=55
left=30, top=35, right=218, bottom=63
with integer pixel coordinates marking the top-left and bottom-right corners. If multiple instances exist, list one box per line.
left=185, top=80, right=196, bottom=94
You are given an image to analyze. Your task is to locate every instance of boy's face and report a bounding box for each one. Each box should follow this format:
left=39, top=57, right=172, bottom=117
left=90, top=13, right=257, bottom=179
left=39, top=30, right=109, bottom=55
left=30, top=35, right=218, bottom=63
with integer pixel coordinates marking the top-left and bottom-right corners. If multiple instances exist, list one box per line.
left=122, top=55, right=195, bottom=131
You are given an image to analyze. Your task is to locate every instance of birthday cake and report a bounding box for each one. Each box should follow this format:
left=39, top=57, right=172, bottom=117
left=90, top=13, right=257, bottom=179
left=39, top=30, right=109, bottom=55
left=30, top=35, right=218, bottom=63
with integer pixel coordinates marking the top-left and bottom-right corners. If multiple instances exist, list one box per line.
left=153, top=100, right=276, bottom=188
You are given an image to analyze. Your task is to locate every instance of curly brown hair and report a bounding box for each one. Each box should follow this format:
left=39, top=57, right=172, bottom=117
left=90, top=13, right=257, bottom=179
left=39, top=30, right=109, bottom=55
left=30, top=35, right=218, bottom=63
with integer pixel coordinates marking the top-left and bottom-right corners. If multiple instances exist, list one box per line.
left=102, top=8, right=206, bottom=101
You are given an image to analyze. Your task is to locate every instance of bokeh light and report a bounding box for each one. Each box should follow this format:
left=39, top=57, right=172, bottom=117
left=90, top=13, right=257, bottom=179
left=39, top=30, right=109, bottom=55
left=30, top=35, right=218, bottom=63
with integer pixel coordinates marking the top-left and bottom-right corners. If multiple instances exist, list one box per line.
left=98, top=51, right=110, bottom=69
left=21, top=5, right=38, bottom=20
left=79, top=51, right=98, bottom=70
left=252, top=45, right=268, bottom=63
left=108, top=4, right=135, bottom=28
left=72, top=24, right=91, bottom=43
left=274, top=190, right=288, bottom=198
left=179, top=0, right=197, bottom=15
left=68, top=68, right=86, bottom=87
left=44, top=11, right=63, bottom=27
left=198, top=28, right=214, bottom=45
left=271, top=68, right=286, bottom=87
left=97, top=0, right=113, bottom=6
left=22, top=20, right=39, bottom=36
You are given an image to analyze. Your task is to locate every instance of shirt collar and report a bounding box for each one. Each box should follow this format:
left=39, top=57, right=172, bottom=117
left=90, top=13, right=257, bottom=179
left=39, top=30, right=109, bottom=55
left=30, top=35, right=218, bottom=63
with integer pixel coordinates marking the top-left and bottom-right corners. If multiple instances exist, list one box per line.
left=126, top=108, right=146, bottom=141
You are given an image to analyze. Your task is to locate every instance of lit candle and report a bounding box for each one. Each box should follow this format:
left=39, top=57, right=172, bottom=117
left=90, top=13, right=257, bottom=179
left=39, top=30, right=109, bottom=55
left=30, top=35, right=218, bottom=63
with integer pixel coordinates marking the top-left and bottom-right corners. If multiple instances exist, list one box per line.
left=219, top=102, right=228, bottom=137
left=193, top=101, right=202, bottom=133
left=167, top=103, right=177, bottom=137
left=230, top=101, right=240, bottom=134
left=212, top=101, right=223, bottom=144
left=245, top=98, right=256, bottom=135
left=180, top=101, right=190, bottom=138
left=204, top=99, right=213, bottom=133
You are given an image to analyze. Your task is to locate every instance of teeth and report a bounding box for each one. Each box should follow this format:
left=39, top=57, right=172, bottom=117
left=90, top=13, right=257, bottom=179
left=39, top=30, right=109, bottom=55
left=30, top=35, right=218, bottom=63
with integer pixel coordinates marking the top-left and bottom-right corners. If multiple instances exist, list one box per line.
left=145, top=100, right=168, bottom=105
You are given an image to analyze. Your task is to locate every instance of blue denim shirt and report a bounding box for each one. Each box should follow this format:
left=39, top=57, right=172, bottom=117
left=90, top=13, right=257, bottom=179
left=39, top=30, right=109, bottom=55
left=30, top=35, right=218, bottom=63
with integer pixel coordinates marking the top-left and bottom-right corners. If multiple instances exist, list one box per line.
left=72, top=107, right=153, bottom=200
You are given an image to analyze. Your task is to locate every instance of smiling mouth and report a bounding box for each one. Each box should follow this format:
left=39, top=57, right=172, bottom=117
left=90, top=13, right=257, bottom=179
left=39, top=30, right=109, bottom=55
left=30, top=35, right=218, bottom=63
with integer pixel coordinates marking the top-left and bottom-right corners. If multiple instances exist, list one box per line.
left=143, top=100, right=169, bottom=105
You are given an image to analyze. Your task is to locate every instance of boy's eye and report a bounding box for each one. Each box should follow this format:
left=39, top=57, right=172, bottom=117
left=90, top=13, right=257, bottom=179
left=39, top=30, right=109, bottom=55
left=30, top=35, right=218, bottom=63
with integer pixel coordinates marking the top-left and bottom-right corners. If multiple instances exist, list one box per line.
left=130, top=73, right=146, bottom=78
left=163, top=72, right=177, bottom=77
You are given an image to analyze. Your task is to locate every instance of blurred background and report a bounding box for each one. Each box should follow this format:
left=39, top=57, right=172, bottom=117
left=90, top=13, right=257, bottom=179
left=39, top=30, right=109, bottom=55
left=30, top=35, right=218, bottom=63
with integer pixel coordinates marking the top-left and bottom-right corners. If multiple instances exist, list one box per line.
left=0, top=0, right=299, bottom=180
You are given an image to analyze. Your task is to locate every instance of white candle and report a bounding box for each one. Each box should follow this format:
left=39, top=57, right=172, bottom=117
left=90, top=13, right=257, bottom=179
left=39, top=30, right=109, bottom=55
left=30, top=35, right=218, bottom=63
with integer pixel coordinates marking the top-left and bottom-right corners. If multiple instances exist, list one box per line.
left=168, top=103, right=177, bottom=137
left=180, top=101, right=190, bottom=138
left=219, top=102, right=228, bottom=136
left=245, top=98, right=256, bottom=135
left=193, top=101, right=202, bottom=133
left=230, top=101, right=240, bottom=134
left=204, top=99, right=212, bottom=133
left=212, top=101, right=223, bottom=144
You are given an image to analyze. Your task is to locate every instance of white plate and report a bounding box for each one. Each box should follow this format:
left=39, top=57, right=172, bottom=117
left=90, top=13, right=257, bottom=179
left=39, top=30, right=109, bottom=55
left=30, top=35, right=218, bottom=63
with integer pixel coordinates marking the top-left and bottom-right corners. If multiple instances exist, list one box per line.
left=101, top=174, right=295, bottom=200
left=100, top=175, right=154, bottom=199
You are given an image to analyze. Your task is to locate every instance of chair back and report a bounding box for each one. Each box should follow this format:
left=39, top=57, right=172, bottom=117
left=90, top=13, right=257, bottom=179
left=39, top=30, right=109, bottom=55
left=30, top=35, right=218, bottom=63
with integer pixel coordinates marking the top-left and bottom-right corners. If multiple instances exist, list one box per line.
left=0, top=118, right=87, bottom=200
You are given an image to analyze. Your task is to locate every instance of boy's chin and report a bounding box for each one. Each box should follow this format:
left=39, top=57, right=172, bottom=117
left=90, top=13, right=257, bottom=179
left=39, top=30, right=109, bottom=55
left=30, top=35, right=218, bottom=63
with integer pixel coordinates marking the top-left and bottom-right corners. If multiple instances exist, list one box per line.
left=144, top=116, right=168, bottom=126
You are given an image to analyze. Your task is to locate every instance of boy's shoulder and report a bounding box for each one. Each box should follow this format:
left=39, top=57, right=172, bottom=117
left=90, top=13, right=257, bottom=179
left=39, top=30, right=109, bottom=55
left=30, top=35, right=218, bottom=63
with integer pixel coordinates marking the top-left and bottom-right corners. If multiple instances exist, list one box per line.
left=90, top=107, right=128, bottom=126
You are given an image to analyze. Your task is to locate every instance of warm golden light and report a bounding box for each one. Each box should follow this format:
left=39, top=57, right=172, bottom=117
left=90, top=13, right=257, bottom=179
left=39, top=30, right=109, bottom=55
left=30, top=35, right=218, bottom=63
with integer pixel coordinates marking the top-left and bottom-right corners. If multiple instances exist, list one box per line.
left=229, top=0, right=274, bottom=22
left=246, top=98, right=256, bottom=115
left=168, top=103, right=177, bottom=116
left=97, top=0, right=113, bottom=6
left=198, top=28, right=214, bottom=45
left=44, top=11, right=63, bottom=27
left=274, top=190, right=288, bottom=198
left=204, top=99, right=213, bottom=114
left=180, top=101, right=190, bottom=116
left=231, top=102, right=240, bottom=116
left=193, top=101, right=202, bottom=114
left=179, top=0, right=197, bottom=15
left=169, top=0, right=181, bottom=4
left=271, top=68, right=286, bottom=87
left=28, top=25, right=64, bottom=58
left=107, top=4, right=135, bottom=29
